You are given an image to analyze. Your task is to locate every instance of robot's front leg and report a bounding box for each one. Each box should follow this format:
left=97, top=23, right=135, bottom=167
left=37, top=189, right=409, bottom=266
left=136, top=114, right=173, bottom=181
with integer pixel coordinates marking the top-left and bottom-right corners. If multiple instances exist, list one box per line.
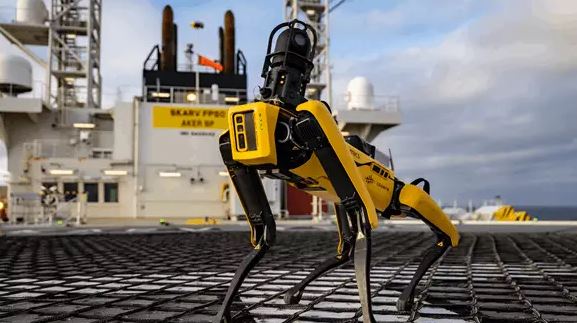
left=390, top=179, right=460, bottom=312
left=214, top=133, right=277, bottom=323
left=284, top=204, right=357, bottom=304
left=351, top=207, right=374, bottom=322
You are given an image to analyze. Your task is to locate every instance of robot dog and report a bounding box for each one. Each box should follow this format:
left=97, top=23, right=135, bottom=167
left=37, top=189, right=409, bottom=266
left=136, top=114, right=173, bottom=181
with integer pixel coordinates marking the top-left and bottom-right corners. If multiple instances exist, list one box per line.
left=215, top=20, right=460, bottom=323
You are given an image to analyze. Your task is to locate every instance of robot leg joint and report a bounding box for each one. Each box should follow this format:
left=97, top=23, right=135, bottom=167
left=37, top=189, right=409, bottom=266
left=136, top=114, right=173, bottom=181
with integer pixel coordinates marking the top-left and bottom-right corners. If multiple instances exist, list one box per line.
left=292, top=112, right=328, bottom=150
left=340, top=194, right=360, bottom=213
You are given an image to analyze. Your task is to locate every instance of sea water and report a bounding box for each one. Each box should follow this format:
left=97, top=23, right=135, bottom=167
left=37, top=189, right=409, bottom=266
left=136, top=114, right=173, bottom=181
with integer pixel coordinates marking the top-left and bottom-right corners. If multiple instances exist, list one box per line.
left=514, top=206, right=577, bottom=221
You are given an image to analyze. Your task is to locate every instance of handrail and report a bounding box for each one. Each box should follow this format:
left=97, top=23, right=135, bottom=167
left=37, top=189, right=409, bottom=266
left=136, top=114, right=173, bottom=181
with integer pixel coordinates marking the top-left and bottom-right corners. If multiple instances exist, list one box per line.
left=236, top=49, right=247, bottom=75
left=143, top=85, right=247, bottom=104
left=143, top=45, right=161, bottom=71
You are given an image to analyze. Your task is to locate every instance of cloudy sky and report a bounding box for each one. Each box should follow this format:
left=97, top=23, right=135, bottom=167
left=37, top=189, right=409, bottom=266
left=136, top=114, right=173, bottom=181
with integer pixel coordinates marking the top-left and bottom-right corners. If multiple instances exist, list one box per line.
left=1, top=0, right=576, bottom=206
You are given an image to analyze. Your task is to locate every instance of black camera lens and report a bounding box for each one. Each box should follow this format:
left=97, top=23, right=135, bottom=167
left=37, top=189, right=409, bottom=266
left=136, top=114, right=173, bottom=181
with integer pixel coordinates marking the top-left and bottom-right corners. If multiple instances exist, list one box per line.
left=238, top=134, right=246, bottom=149
left=293, top=33, right=306, bottom=47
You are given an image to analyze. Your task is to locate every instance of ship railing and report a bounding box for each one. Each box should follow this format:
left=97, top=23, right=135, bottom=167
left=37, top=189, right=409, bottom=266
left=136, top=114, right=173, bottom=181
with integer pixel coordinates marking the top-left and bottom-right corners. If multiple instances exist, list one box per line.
left=143, top=85, right=247, bottom=105
left=8, top=192, right=43, bottom=225
left=333, top=94, right=401, bottom=112
left=144, top=48, right=246, bottom=75
left=52, top=194, right=87, bottom=226
left=23, top=139, right=113, bottom=159
left=24, top=139, right=73, bottom=159
left=375, top=95, right=401, bottom=112
left=176, top=64, right=224, bottom=73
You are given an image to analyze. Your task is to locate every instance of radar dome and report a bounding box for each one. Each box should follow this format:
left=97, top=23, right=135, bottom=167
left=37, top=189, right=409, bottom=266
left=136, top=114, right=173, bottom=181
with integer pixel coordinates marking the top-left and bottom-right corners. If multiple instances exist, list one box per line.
left=0, top=55, right=33, bottom=95
left=345, top=76, right=374, bottom=110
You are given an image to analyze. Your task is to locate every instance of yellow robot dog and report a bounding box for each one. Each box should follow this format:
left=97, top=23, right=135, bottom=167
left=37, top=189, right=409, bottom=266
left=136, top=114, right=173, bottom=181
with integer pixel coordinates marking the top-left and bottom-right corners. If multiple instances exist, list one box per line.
left=214, top=20, right=460, bottom=323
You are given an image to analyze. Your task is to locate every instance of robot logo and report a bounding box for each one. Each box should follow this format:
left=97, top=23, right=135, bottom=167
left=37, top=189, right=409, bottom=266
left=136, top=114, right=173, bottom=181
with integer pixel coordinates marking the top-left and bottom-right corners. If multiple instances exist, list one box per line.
left=365, top=175, right=375, bottom=184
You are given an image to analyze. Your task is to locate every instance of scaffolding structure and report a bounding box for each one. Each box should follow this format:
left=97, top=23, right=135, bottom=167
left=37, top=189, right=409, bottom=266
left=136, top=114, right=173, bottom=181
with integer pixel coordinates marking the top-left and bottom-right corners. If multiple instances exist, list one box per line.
left=47, top=0, right=102, bottom=116
left=284, top=0, right=331, bottom=104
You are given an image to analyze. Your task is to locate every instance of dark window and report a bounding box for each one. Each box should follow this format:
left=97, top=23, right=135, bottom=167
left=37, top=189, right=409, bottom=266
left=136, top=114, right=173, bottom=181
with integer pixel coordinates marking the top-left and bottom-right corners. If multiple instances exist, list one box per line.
left=63, top=182, right=78, bottom=202
left=104, top=183, right=119, bottom=203
left=372, top=165, right=381, bottom=174
left=84, top=183, right=99, bottom=203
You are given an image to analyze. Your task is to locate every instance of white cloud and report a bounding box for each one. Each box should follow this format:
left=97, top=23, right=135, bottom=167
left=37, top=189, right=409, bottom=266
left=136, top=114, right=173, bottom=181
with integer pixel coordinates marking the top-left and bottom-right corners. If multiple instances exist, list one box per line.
left=331, top=0, right=577, bottom=205
left=100, top=0, right=159, bottom=106
left=399, top=139, right=577, bottom=172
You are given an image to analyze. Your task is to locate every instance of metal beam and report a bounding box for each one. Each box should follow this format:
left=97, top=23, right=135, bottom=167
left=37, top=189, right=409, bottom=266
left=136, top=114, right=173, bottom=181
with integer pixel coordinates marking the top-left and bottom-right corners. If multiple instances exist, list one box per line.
left=329, top=0, right=348, bottom=13
left=52, top=0, right=83, bottom=21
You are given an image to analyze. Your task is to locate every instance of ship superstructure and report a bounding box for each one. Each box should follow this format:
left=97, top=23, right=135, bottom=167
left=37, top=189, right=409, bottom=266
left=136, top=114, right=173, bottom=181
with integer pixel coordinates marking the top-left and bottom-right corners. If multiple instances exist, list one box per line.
left=0, top=0, right=112, bottom=224
left=0, top=1, right=400, bottom=224
left=0, top=1, right=284, bottom=223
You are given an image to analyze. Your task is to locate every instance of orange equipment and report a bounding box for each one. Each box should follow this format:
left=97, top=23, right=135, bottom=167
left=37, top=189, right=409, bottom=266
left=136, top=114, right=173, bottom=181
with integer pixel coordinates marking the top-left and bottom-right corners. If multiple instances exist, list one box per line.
left=198, top=55, right=223, bottom=72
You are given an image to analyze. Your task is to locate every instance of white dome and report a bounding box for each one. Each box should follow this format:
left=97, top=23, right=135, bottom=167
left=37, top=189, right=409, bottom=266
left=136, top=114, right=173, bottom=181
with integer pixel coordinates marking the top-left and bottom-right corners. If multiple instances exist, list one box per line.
left=16, top=0, right=48, bottom=25
left=0, top=55, right=33, bottom=95
left=345, top=76, right=374, bottom=110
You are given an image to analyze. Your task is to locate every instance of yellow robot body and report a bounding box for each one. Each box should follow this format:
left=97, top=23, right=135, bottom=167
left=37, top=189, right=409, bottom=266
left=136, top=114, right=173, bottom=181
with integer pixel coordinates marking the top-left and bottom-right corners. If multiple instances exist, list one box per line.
left=226, top=100, right=460, bottom=246
left=228, top=101, right=393, bottom=228
left=289, top=141, right=395, bottom=214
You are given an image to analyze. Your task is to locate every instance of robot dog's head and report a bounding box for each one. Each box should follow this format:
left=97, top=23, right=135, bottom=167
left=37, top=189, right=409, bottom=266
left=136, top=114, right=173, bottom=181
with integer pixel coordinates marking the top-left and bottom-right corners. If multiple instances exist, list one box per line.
left=259, top=20, right=317, bottom=109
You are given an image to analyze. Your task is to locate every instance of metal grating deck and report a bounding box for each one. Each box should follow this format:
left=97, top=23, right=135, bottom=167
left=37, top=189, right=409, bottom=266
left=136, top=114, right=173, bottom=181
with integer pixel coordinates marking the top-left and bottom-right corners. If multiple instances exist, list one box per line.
left=1, top=230, right=577, bottom=322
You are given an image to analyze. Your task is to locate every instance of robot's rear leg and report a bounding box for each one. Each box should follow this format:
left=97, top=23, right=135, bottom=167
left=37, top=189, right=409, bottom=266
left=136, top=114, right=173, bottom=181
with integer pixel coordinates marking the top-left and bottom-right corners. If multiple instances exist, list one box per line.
left=394, top=178, right=456, bottom=312
left=396, top=233, right=449, bottom=312
left=284, top=204, right=356, bottom=304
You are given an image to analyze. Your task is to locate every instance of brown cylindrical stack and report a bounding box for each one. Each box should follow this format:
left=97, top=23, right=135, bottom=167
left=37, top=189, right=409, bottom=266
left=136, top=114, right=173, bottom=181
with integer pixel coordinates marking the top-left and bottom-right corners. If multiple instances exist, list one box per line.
left=223, top=10, right=235, bottom=74
left=161, top=5, right=176, bottom=71
left=218, top=27, right=224, bottom=70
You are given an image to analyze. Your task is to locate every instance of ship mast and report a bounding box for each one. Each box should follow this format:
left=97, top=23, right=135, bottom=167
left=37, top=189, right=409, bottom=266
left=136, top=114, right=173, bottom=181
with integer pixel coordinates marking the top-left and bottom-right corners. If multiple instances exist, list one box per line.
left=47, top=0, right=103, bottom=126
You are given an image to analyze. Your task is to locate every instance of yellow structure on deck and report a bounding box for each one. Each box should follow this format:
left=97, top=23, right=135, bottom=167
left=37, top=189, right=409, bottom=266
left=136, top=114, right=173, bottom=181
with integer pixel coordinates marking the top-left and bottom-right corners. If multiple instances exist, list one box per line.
left=494, top=205, right=535, bottom=221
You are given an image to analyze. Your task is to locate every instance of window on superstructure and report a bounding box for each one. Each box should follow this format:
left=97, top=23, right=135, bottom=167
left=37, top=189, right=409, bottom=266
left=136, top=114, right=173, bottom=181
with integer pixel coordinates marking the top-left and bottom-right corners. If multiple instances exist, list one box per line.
left=84, top=183, right=99, bottom=203
left=91, top=150, right=113, bottom=159
left=104, top=183, right=119, bottom=203
left=63, top=182, right=78, bottom=202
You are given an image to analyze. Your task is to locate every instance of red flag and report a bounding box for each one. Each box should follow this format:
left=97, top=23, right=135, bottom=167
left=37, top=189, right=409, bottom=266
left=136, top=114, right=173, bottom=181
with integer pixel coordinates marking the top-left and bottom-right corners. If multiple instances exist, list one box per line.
left=198, top=55, right=223, bottom=72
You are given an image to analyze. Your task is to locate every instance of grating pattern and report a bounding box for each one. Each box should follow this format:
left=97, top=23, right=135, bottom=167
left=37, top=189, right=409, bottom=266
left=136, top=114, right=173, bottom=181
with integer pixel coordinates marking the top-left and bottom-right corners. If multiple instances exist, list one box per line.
left=1, top=230, right=577, bottom=322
